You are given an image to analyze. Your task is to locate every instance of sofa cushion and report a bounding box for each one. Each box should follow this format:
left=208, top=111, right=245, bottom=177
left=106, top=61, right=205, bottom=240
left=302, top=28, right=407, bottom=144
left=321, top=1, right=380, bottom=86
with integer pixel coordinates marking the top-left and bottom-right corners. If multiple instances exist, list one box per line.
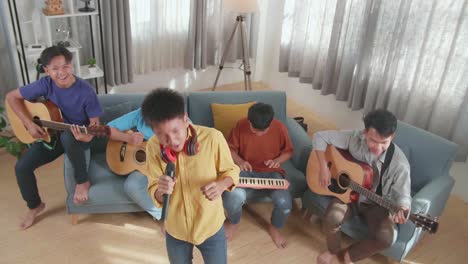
left=66, top=154, right=144, bottom=214
left=394, top=121, right=458, bottom=191
left=397, top=144, right=411, bottom=162
left=211, top=101, right=256, bottom=138
left=187, top=91, right=287, bottom=127
left=100, top=101, right=134, bottom=125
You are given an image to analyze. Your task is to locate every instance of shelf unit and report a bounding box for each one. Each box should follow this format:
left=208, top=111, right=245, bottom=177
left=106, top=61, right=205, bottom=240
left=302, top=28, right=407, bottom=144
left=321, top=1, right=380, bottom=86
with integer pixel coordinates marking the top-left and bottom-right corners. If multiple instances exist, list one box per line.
left=7, top=0, right=108, bottom=93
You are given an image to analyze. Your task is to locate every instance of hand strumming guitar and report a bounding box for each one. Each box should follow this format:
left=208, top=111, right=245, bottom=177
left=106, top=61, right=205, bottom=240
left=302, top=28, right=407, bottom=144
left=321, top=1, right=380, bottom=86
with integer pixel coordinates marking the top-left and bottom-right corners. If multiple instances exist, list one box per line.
left=314, top=150, right=332, bottom=187
left=25, top=120, right=47, bottom=139
left=127, top=132, right=144, bottom=145
left=318, top=164, right=331, bottom=188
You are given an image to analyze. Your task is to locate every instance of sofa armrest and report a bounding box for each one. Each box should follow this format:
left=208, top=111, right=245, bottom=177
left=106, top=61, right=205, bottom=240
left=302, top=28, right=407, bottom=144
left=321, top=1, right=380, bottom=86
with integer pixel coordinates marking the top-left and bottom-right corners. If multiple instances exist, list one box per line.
left=397, top=174, right=455, bottom=242
left=286, top=117, right=313, bottom=174
left=412, top=174, right=455, bottom=216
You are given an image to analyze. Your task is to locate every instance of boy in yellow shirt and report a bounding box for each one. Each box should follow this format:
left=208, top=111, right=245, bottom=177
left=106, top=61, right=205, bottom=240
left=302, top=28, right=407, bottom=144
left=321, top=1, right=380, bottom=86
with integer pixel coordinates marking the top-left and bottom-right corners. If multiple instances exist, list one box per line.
left=142, top=88, right=239, bottom=264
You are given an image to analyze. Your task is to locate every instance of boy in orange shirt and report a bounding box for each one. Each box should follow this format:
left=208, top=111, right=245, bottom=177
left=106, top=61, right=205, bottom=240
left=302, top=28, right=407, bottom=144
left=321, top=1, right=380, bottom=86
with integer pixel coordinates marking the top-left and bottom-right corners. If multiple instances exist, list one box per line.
left=223, top=102, right=294, bottom=248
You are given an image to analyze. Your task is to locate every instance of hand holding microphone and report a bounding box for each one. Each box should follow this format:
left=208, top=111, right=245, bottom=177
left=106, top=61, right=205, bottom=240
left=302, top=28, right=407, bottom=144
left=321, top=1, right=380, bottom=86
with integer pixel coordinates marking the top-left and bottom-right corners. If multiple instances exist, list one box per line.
left=159, top=162, right=175, bottom=222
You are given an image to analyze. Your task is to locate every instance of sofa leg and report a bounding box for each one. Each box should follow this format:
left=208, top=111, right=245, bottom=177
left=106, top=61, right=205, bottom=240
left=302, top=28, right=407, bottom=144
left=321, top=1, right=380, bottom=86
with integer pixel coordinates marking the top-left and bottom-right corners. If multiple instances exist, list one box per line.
left=292, top=199, right=301, bottom=213
left=303, top=209, right=314, bottom=220
left=71, top=214, right=79, bottom=225
left=300, top=208, right=321, bottom=224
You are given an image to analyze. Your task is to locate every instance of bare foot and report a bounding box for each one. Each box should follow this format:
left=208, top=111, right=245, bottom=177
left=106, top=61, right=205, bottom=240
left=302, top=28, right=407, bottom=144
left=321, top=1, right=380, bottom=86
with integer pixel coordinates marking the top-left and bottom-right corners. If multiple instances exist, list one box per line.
left=224, top=221, right=239, bottom=241
left=19, top=203, right=45, bottom=230
left=267, top=224, right=287, bottom=249
left=343, top=250, right=354, bottom=264
left=73, top=181, right=90, bottom=204
left=317, top=250, right=338, bottom=264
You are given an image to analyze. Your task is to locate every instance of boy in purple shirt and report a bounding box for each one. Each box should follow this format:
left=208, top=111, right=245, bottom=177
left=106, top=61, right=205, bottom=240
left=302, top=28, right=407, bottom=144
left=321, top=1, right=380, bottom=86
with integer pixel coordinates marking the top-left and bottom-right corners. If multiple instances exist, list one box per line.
left=6, top=46, right=103, bottom=230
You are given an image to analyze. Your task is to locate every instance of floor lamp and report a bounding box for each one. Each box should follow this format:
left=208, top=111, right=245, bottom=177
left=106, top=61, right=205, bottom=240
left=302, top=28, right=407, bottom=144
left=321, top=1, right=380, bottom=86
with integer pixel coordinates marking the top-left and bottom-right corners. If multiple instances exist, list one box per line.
left=212, top=0, right=258, bottom=91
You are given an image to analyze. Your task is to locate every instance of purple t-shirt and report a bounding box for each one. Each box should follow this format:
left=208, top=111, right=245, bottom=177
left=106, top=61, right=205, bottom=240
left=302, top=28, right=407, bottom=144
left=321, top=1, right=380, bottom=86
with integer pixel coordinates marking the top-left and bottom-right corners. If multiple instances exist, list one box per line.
left=20, top=76, right=103, bottom=126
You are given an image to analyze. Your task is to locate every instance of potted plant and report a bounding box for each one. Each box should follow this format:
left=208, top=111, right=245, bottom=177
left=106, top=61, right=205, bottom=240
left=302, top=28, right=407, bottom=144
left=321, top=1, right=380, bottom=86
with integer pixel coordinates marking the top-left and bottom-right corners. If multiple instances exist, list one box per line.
left=87, top=57, right=97, bottom=74
left=0, top=106, right=26, bottom=159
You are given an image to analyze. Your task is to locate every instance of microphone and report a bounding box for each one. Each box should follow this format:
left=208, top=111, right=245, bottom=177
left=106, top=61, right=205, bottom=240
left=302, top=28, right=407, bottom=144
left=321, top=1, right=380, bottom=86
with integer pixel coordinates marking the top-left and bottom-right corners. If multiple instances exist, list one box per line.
left=161, top=162, right=175, bottom=222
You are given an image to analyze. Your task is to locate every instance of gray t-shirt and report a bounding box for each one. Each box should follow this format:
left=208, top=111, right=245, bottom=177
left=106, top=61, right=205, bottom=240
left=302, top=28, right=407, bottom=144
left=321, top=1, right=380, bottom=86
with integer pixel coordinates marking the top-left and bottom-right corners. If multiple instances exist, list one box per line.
left=312, top=130, right=412, bottom=209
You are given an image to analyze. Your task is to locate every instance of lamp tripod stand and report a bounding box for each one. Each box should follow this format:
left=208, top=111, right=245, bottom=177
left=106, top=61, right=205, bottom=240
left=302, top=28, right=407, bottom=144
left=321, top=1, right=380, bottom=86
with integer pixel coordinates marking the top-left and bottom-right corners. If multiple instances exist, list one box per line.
left=212, top=15, right=252, bottom=91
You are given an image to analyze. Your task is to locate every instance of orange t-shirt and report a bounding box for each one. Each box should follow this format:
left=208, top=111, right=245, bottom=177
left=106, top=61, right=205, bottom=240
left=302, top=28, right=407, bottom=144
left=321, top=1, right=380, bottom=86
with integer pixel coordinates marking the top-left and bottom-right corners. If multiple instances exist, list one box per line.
left=227, top=118, right=294, bottom=176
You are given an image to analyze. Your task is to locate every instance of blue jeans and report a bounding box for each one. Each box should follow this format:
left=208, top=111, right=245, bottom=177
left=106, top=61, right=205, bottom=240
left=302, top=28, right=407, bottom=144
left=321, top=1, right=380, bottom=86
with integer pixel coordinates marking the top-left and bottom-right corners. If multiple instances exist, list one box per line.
left=124, top=171, right=162, bottom=220
left=222, top=171, right=292, bottom=228
left=166, top=226, right=227, bottom=264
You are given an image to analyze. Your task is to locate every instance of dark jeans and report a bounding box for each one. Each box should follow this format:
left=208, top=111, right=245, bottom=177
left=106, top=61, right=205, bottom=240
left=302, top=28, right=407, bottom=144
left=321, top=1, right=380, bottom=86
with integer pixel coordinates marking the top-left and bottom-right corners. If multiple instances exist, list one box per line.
left=166, top=226, right=227, bottom=264
left=15, top=131, right=91, bottom=209
left=322, top=198, right=395, bottom=262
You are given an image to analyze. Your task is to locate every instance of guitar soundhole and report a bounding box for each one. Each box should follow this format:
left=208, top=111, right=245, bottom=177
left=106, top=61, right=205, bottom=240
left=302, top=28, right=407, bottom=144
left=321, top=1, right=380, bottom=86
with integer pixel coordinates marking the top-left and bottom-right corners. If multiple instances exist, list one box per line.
left=338, top=174, right=351, bottom=188
left=135, top=150, right=146, bottom=163
left=325, top=161, right=347, bottom=194
left=32, top=116, right=43, bottom=127
left=328, top=178, right=347, bottom=194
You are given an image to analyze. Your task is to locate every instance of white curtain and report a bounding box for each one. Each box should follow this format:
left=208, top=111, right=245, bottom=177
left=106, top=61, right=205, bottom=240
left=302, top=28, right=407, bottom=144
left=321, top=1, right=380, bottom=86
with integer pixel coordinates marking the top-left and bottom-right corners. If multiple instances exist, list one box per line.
left=130, top=0, right=191, bottom=73
left=129, top=0, right=258, bottom=73
left=280, top=0, right=468, bottom=161
left=0, top=1, right=20, bottom=98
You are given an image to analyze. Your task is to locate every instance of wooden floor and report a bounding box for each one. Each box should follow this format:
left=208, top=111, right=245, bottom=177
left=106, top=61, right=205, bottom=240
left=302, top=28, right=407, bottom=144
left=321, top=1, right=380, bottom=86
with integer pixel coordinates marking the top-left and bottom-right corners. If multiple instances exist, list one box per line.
left=1, top=83, right=467, bottom=264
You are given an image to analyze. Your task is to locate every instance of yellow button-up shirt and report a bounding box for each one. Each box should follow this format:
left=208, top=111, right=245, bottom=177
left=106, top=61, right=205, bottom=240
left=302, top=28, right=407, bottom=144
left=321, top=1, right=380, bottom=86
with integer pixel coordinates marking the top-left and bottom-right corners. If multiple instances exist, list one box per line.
left=146, top=125, right=240, bottom=245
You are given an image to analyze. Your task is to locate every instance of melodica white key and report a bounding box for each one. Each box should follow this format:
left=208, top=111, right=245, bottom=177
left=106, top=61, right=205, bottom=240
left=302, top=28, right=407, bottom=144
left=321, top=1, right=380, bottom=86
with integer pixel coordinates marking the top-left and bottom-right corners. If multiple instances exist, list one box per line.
left=238, top=177, right=290, bottom=190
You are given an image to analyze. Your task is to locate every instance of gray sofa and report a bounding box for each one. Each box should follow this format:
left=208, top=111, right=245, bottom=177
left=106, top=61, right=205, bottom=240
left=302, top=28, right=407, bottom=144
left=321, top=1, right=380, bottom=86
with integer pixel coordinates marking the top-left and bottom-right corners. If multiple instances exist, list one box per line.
left=64, top=91, right=312, bottom=221
left=301, top=121, right=458, bottom=262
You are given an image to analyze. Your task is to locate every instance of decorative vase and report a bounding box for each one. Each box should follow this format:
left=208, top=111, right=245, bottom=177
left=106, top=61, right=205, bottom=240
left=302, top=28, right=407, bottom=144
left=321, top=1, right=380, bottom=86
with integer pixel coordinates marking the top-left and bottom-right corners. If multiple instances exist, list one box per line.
left=88, top=66, right=97, bottom=74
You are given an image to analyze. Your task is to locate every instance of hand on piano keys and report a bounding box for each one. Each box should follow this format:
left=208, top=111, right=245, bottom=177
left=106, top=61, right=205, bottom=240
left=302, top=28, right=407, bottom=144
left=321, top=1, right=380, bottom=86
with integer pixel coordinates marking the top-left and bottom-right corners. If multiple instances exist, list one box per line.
left=238, top=177, right=290, bottom=190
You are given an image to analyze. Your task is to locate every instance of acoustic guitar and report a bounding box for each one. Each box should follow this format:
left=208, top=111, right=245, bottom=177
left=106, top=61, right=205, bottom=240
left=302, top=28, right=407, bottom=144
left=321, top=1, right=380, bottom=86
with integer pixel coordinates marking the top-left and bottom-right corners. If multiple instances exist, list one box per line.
left=106, top=133, right=148, bottom=176
left=5, top=100, right=109, bottom=144
left=306, top=145, right=439, bottom=234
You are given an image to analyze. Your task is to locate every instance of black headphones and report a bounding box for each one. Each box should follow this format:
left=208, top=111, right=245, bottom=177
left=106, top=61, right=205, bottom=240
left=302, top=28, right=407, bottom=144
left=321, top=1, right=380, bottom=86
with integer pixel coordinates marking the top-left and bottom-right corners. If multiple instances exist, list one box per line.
left=36, top=58, right=45, bottom=74
left=160, top=124, right=199, bottom=163
left=35, top=58, right=46, bottom=81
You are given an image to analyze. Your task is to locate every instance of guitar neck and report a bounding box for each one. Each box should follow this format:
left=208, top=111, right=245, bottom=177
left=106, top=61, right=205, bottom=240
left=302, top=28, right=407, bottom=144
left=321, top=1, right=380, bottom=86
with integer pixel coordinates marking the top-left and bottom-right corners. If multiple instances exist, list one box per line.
left=39, top=120, right=88, bottom=134
left=348, top=180, right=438, bottom=231
left=348, top=181, right=400, bottom=213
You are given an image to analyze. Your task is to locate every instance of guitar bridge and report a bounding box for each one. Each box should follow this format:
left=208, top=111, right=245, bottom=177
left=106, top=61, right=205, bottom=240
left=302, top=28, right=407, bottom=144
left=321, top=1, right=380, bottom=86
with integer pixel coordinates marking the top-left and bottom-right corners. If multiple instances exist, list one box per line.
left=120, top=142, right=127, bottom=162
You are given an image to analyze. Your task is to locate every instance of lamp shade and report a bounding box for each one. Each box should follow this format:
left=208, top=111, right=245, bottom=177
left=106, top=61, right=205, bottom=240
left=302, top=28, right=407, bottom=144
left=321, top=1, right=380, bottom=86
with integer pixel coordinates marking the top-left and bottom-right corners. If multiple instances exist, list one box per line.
left=224, top=0, right=259, bottom=13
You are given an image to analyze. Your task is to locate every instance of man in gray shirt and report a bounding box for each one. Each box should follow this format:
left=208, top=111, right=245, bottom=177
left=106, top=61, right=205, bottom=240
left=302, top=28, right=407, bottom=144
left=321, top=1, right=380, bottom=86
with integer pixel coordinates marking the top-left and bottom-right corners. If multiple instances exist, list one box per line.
left=314, top=109, right=411, bottom=264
